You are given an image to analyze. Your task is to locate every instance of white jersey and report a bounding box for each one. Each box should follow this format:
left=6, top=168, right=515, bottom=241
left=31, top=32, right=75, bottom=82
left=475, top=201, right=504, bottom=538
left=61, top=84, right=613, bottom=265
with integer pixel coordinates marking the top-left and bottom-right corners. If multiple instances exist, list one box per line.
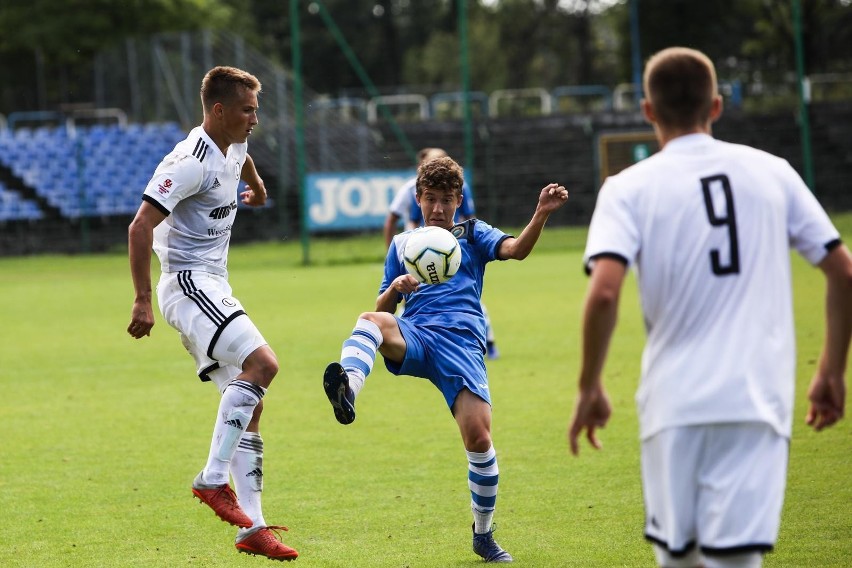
left=142, top=126, right=247, bottom=277
left=388, top=176, right=417, bottom=219
left=584, top=133, right=840, bottom=440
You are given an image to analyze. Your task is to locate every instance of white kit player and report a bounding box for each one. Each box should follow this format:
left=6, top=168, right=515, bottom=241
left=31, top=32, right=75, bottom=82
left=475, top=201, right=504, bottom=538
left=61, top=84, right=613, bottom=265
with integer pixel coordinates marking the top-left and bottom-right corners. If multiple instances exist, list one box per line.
left=127, top=66, right=298, bottom=561
left=567, top=47, right=851, bottom=568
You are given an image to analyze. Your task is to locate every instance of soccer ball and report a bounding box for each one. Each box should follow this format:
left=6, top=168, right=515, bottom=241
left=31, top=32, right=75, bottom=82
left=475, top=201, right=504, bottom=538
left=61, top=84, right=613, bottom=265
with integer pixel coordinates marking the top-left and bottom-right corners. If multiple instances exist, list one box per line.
left=403, top=226, right=462, bottom=284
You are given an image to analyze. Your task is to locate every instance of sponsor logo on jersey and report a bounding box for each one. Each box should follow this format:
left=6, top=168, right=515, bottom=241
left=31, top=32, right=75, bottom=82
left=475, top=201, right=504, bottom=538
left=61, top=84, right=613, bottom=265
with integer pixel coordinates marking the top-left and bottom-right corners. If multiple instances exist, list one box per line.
left=157, top=178, right=173, bottom=195
left=208, top=224, right=233, bottom=237
left=208, top=200, right=238, bottom=220
left=211, top=177, right=221, bottom=189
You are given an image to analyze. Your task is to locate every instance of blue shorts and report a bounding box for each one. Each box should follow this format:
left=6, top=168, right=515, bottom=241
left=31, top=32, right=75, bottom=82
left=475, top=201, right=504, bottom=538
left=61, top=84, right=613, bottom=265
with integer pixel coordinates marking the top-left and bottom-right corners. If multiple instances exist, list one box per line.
left=383, top=316, right=491, bottom=410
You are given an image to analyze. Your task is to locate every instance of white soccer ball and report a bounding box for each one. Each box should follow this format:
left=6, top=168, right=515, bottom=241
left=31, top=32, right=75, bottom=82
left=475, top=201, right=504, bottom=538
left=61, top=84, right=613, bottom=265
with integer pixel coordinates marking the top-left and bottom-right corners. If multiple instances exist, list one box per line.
left=403, top=226, right=462, bottom=285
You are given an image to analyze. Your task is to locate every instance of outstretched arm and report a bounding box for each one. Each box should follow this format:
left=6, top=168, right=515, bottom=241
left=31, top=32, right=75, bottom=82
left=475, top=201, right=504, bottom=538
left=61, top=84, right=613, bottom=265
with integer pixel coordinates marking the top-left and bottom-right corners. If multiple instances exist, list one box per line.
left=806, top=244, right=852, bottom=431
left=240, top=154, right=268, bottom=207
left=568, top=257, right=626, bottom=455
left=497, top=183, right=568, bottom=260
left=127, top=201, right=166, bottom=339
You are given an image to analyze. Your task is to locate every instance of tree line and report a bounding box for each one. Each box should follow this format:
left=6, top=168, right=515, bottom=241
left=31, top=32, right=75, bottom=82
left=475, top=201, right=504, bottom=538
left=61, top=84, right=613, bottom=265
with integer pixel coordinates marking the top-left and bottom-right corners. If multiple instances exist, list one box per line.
left=0, top=0, right=850, bottom=116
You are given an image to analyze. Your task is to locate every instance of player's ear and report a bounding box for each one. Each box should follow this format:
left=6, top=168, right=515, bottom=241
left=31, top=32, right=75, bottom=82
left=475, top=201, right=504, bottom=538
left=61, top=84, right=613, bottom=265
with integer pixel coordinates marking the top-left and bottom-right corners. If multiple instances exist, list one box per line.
left=641, top=99, right=655, bottom=124
left=212, top=102, right=225, bottom=119
left=710, top=95, right=723, bottom=122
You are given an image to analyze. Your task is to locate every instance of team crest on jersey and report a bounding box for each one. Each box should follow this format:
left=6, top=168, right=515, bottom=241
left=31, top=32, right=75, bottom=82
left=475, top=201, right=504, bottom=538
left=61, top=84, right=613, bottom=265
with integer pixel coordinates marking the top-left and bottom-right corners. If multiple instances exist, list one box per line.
left=234, top=162, right=241, bottom=180
left=451, top=224, right=466, bottom=239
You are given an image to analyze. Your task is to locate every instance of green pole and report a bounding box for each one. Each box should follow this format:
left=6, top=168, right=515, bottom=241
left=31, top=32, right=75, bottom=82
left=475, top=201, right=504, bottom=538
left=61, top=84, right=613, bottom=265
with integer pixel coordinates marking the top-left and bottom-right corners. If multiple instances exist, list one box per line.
left=314, top=0, right=416, bottom=163
left=458, top=0, right=475, bottom=191
left=290, top=0, right=309, bottom=264
left=792, top=0, right=815, bottom=191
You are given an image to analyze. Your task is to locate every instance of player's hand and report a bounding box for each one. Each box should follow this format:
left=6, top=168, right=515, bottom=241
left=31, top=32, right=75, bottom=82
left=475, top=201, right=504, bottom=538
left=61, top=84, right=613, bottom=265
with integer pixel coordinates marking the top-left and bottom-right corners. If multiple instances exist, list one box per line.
left=241, top=182, right=267, bottom=207
left=805, top=373, right=846, bottom=431
left=128, top=300, right=155, bottom=339
left=538, top=183, right=569, bottom=213
left=393, top=274, right=420, bottom=295
left=568, top=385, right=611, bottom=455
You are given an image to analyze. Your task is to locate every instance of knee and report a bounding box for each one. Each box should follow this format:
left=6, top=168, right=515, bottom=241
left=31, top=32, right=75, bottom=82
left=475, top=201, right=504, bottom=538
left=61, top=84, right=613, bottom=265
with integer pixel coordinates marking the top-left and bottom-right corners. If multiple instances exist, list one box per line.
left=464, top=432, right=493, bottom=454
left=244, top=348, right=279, bottom=386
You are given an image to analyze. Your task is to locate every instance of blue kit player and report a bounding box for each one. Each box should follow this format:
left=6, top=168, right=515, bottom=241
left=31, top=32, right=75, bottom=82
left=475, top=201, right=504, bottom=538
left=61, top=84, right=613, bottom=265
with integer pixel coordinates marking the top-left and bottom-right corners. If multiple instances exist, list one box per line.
left=323, top=156, right=568, bottom=562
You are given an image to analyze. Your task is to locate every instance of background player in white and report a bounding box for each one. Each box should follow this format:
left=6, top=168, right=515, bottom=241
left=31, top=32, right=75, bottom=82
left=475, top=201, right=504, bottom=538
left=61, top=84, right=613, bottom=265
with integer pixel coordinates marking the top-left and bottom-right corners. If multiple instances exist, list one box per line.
left=126, top=66, right=298, bottom=561
left=383, top=147, right=500, bottom=359
left=325, top=156, right=568, bottom=562
left=567, top=47, right=852, bottom=568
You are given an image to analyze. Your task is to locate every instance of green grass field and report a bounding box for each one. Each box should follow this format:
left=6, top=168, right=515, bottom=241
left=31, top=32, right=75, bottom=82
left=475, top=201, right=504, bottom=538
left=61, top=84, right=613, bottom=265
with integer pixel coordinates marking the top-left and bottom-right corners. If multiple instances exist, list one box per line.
left=1, top=215, right=850, bottom=567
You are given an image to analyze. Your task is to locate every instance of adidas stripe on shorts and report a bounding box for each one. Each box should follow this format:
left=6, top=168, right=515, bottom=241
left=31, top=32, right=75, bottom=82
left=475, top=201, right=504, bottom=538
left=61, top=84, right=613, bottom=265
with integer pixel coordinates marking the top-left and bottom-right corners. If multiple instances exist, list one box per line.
left=157, top=270, right=267, bottom=390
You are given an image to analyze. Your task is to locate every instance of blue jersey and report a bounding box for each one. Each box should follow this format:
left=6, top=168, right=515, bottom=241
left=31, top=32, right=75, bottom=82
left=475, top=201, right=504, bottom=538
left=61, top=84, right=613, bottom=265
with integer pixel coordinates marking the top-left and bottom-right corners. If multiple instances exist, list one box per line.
left=382, top=218, right=510, bottom=348
left=408, top=182, right=476, bottom=226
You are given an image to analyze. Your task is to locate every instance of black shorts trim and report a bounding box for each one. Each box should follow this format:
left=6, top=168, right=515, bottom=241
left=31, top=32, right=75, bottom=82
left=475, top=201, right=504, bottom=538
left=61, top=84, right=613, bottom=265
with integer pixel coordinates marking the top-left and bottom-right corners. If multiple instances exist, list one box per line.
left=206, top=310, right=247, bottom=358
left=198, top=362, right=219, bottom=383
left=825, top=238, right=841, bottom=252
left=701, top=543, right=773, bottom=556
left=584, top=252, right=628, bottom=275
left=644, top=534, right=697, bottom=557
left=645, top=534, right=773, bottom=557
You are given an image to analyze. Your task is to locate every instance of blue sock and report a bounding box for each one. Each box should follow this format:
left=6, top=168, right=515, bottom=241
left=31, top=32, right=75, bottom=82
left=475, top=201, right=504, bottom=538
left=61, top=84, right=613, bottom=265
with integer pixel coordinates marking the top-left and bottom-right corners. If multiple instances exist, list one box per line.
left=340, top=318, right=383, bottom=395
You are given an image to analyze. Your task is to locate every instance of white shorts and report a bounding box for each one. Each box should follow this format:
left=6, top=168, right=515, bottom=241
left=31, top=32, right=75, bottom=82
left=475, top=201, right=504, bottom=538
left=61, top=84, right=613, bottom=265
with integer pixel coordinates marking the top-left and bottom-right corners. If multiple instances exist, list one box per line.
left=641, top=422, right=788, bottom=558
left=157, top=270, right=267, bottom=390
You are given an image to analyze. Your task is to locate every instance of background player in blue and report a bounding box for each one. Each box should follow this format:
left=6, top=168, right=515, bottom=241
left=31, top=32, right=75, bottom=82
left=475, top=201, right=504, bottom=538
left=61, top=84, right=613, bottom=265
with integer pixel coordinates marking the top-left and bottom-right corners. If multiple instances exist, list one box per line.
left=324, top=156, right=569, bottom=562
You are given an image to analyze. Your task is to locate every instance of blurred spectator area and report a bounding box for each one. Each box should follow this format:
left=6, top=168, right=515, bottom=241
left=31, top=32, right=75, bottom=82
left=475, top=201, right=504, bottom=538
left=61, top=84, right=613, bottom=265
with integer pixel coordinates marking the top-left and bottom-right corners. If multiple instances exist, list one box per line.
left=0, top=120, right=185, bottom=220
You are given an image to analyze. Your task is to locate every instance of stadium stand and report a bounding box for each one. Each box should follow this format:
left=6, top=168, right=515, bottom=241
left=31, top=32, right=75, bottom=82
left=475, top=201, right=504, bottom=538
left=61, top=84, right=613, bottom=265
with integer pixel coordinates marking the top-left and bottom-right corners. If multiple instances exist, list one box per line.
left=0, top=122, right=185, bottom=219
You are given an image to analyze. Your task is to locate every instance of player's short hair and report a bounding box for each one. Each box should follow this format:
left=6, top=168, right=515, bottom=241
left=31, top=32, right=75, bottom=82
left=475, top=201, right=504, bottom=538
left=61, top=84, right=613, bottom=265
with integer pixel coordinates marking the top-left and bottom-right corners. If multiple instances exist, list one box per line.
left=200, top=66, right=262, bottom=114
left=416, top=156, right=464, bottom=197
left=417, top=147, right=448, bottom=164
left=643, top=47, right=717, bottom=130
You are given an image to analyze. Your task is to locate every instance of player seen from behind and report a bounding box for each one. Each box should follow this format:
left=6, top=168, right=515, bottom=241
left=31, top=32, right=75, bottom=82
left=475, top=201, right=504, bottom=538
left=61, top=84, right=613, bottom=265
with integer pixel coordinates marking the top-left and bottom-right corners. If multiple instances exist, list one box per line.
left=568, top=46, right=852, bottom=568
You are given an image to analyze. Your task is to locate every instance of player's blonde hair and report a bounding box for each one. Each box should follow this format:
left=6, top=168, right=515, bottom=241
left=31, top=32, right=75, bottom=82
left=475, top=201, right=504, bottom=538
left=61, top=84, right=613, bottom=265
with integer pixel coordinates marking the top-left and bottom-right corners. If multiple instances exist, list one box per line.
left=200, top=66, right=262, bottom=114
left=416, top=156, right=464, bottom=197
left=643, top=47, right=717, bottom=130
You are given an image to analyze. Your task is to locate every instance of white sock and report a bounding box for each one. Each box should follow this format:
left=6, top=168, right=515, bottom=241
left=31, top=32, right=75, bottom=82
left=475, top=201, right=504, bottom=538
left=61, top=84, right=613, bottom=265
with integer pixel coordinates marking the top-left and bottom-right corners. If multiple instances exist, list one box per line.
left=232, top=431, right=267, bottom=533
left=202, top=380, right=265, bottom=486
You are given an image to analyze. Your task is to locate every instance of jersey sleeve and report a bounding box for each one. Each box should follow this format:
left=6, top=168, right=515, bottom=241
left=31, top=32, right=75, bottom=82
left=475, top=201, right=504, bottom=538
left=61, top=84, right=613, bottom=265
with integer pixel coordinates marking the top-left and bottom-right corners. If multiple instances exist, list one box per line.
left=784, top=162, right=841, bottom=265
left=379, top=236, right=407, bottom=296
left=470, top=219, right=510, bottom=262
left=583, top=177, right=639, bottom=273
left=142, top=152, right=204, bottom=215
